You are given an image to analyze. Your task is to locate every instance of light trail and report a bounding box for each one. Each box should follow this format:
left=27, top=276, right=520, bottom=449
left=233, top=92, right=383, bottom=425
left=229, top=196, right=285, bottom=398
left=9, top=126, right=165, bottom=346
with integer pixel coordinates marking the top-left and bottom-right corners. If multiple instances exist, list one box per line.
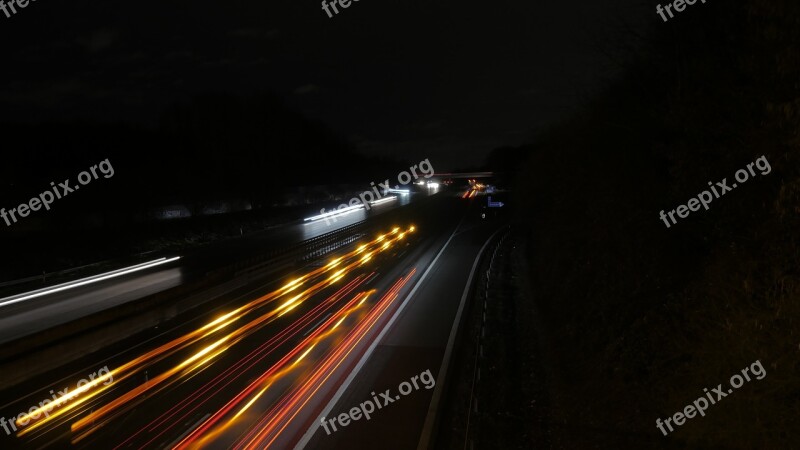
left=108, top=274, right=375, bottom=450
left=368, top=196, right=397, bottom=206
left=170, top=289, right=378, bottom=449
left=0, top=257, right=182, bottom=308
left=169, top=243, right=416, bottom=449
left=29, top=225, right=416, bottom=444
left=303, top=205, right=364, bottom=222
left=236, top=270, right=416, bottom=449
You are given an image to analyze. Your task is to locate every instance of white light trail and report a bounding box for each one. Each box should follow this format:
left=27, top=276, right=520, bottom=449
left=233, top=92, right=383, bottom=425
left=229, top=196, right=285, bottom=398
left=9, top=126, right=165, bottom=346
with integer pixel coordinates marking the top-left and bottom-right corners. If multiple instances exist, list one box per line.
left=0, top=257, right=182, bottom=308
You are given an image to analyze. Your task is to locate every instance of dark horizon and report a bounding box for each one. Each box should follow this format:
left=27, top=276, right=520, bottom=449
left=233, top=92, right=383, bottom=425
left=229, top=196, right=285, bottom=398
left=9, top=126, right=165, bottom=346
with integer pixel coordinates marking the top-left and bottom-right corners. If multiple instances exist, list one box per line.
left=0, top=0, right=654, bottom=170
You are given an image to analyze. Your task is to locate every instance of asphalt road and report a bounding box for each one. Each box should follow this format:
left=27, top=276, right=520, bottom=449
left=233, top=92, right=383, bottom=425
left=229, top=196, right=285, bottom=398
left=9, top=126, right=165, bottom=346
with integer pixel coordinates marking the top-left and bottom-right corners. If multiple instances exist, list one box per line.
left=298, top=205, right=503, bottom=450
left=0, top=187, right=504, bottom=449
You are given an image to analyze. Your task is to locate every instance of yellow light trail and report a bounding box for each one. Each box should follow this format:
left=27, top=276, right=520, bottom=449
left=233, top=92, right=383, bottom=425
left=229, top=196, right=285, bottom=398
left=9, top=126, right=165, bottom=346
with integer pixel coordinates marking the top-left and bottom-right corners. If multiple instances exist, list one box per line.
left=61, top=226, right=417, bottom=440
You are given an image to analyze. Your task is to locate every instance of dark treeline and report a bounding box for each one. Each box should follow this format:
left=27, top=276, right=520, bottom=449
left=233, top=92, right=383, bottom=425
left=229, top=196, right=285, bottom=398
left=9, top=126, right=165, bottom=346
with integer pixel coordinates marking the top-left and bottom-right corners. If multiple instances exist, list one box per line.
left=0, top=93, right=410, bottom=280
left=510, top=0, right=799, bottom=448
left=0, top=93, right=403, bottom=217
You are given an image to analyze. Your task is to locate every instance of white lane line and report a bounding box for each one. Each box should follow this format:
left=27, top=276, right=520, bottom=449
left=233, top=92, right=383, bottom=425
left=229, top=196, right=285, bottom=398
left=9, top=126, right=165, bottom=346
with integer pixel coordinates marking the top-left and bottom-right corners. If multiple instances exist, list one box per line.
left=416, top=226, right=506, bottom=450
left=294, top=223, right=462, bottom=450
left=304, top=313, right=333, bottom=337
left=166, top=413, right=211, bottom=449
left=0, top=256, right=182, bottom=308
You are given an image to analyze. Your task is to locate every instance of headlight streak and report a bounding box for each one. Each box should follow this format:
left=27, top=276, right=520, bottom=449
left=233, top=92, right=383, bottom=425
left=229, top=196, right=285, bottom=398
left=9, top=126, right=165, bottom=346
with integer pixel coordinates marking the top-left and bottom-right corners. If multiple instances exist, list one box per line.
left=22, top=307, right=246, bottom=436
left=303, top=205, right=364, bottom=222
left=327, top=268, right=346, bottom=283
left=60, top=227, right=411, bottom=440
left=74, top=268, right=365, bottom=440
left=232, top=385, right=272, bottom=422
left=0, top=257, right=182, bottom=308
left=171, top=289, right=378, bottom=450
left=360, top=252, right=373, bottom=265
left=171, top=264, right=415, bottom=449
left=368, top=196, right=397, bottom=207
left=15, top=370, right=117, bottom=436
left=235, top=270, right=416, bottom=450
left=62, top=225, right=416, bottom=446
left=110, top=274, right=376, bottom=450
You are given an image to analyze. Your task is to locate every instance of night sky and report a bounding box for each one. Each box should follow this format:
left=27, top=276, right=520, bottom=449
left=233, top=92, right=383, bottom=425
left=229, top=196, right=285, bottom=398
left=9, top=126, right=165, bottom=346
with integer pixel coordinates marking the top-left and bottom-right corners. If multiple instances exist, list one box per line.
left=0, top=0, right=653, bottom=170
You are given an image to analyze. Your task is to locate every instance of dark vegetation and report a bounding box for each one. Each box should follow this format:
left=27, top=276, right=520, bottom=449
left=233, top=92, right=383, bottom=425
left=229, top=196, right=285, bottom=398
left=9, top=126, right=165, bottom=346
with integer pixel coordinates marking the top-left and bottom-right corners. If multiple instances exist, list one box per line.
left=0, top=94, right=408, bottom=281
left=0, top=93, right=399, bottom=212
left=511, top=0, right=800, bottom=447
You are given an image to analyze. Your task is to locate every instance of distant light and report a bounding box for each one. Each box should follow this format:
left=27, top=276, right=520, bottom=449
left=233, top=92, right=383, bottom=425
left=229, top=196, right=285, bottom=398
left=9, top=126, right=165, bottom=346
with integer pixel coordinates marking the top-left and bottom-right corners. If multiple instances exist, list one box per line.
left=387, top=189, right=410, bottom=194
left=427, top=182, right=440, bottom=188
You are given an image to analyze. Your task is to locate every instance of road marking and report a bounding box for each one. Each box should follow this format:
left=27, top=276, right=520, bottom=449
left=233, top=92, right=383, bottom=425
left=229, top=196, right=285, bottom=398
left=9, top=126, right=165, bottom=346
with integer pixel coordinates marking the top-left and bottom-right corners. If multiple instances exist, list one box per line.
left=304, top=313, right=333, bottom=337
left=166, top=413, right=211, bottom=449
left=294, top=222, right=462, bottom=450
left=416, top=226, right=506, bottom=450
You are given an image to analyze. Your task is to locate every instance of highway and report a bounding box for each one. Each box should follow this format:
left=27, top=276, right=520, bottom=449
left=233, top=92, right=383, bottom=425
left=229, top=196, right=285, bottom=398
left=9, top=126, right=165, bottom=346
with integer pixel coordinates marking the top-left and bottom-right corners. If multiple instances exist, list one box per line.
left=0, top=186, right=505, bottom=450
left=299, top=208, right=503, bottom=450
left=0, top=189, right=423, bottom=346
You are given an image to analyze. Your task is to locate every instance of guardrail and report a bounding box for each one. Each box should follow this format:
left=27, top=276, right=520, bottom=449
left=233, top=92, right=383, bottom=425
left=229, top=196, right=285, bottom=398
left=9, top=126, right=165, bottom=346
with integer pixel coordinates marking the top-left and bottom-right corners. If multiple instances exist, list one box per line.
left=0, top=221, right=378, bottom=389
left=224, top=221, right=371, bottom=277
